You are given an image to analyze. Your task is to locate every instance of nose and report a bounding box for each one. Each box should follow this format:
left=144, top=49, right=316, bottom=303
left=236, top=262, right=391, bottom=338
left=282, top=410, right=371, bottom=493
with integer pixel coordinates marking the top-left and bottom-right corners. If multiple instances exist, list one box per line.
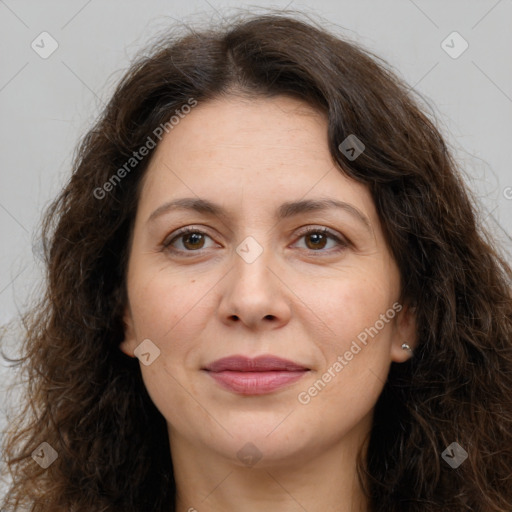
left=217, top=240, right=292, bottom=330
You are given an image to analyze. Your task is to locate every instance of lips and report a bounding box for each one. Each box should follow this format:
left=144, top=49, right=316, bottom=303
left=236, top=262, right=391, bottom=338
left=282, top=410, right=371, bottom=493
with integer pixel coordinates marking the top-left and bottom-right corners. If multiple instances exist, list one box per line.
left=203, top=355, right=309, bottom=395
left=204, top=355, right=308, bottom=372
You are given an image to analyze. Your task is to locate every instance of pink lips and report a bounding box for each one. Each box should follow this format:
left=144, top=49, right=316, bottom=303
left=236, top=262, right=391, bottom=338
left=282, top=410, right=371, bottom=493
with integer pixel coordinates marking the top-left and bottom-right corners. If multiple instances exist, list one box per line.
left=203, top=355, right=309, bottom=395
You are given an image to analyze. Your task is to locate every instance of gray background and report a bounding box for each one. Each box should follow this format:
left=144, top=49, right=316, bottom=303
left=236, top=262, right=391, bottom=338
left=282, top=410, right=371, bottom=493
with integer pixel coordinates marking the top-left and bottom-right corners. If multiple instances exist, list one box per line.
left=1, top=0, right=511, bottom=488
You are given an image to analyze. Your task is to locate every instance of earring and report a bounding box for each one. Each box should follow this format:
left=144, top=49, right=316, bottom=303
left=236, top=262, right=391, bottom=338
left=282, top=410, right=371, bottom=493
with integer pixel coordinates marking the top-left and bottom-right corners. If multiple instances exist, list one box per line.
left=401, top=342, right=412, bottom=353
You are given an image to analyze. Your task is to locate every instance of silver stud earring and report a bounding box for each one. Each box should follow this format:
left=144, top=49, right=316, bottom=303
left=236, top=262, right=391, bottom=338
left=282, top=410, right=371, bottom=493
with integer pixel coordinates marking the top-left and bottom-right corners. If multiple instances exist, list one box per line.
left=401, top=342, right=412, bottom=353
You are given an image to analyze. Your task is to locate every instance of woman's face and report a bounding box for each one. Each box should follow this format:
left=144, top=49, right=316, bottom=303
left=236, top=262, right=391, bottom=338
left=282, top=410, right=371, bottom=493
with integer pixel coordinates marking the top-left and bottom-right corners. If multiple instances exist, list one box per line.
left=121, top=95, right=416, bottom=468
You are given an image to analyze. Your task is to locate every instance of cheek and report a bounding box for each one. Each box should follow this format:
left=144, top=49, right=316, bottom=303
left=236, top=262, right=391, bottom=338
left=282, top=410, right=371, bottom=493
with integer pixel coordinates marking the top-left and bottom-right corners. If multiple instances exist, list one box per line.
left=128, top=268, right=215, bottom=382
left=298, top=266, right=397, bottom=346
left=128, top=267, right=213, bottom=341
left=296, top=270, right=397, bottom=395
left=138, top=362, right=218, bottom=447
left=131, top=274, right=212, bottom=428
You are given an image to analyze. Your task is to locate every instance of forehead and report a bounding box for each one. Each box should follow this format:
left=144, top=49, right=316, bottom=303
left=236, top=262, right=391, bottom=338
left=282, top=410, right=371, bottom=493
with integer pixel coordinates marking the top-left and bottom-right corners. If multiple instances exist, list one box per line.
left=152, top=95, right=328, bottom=167
left=138, top=95, right=375, bottom=223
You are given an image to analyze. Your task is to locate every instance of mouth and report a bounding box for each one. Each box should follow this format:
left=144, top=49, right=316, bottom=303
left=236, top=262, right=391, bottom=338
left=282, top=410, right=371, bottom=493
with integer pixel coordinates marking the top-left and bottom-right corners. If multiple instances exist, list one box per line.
left=203, top=355, right=310, bottom=395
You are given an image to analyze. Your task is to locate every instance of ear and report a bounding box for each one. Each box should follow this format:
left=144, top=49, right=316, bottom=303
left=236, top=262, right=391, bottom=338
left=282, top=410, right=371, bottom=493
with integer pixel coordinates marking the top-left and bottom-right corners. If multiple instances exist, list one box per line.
left=390, top=303, right=417, bottom=363
left=119, top=305, right=137, bottom=358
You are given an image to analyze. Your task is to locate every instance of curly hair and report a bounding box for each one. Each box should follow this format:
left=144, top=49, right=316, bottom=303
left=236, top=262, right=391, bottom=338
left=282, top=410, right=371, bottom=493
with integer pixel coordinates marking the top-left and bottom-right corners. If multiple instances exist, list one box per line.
left=1, top=10, right=511, bottom=512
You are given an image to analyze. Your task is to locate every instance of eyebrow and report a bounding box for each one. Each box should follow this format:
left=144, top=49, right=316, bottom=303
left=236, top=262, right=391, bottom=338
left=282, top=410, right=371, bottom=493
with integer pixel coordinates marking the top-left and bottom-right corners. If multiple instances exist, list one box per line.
left=147, top=197, right=372, bottom=232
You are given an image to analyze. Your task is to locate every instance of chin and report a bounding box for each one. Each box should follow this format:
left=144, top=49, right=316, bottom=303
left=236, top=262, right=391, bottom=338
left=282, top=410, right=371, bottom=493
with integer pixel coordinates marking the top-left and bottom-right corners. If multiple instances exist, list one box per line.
left=206, top=415, right=321, bottom=466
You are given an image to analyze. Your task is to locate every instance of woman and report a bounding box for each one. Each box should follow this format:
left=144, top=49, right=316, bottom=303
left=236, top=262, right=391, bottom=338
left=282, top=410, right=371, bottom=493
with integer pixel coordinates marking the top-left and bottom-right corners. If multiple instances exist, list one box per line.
left=1, top=11, right=511, bottom=512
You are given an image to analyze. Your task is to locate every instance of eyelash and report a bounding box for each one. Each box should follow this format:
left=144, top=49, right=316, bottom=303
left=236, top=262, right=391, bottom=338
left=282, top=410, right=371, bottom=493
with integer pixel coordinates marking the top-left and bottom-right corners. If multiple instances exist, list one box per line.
left=162, top=226, right=349, bottom=256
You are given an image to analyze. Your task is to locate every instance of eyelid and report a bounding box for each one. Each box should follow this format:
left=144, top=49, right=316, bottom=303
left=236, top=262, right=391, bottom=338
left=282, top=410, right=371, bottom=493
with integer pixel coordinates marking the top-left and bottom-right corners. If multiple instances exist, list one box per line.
left=294, top=225, right=345, bottom=240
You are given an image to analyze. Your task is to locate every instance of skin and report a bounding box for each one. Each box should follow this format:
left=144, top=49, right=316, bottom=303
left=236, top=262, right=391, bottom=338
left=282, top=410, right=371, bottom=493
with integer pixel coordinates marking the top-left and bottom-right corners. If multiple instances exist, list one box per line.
left=120, top=94, right=417, bottom=512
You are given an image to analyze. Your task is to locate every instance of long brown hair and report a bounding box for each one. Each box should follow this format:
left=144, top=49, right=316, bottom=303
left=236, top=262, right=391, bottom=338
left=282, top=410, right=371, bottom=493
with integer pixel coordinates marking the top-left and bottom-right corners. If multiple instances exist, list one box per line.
left=2, top=10, right=511, bottom=512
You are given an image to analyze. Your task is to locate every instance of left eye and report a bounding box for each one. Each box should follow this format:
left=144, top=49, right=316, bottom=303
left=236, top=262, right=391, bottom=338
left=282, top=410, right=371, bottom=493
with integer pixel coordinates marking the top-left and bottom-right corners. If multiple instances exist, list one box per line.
left=293, top=227, right=347, bottom=252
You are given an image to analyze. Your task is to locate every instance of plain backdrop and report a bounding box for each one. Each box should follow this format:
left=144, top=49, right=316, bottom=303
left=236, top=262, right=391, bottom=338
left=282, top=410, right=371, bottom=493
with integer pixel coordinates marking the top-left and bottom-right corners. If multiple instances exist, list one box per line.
left=1, top=0, right=511, bottom=488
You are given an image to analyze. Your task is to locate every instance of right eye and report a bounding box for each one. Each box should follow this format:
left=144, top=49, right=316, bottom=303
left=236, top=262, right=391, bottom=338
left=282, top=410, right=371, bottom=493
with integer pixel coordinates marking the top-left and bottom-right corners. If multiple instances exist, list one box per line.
left=162, top=227, right=219, bottom=255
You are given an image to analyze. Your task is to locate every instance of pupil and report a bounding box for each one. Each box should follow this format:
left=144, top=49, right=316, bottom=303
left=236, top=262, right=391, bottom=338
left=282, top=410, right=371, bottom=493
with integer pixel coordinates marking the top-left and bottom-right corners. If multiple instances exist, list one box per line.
left=308, top=233, right=326, bottom=249
left=186, top=233, right=203, bottom=248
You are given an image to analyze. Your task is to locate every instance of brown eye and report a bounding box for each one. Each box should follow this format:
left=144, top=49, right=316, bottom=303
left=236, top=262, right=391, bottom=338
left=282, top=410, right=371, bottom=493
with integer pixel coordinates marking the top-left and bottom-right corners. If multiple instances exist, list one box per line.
left=294, top=227, right=348, bottom=253
left=181, top=232, right=206, bottom=250
left=304, top=231, right=329, bottom=250
left=163, top=228, right=217, bottom=254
